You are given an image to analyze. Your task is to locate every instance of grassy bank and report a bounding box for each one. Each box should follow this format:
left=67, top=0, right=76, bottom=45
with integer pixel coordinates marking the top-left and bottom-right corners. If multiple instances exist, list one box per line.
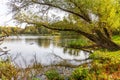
left=71, top=50, right=120, bottom=80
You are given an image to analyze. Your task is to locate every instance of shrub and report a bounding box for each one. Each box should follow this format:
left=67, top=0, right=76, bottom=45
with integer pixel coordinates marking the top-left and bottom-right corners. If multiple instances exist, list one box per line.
left=89, top=50, right=120, bottom=79
left=0, top=59, right=18, bottom=80
left=70, top=50, right=120, bottom=80
left=45, top=69, right=64, bottom=80
left=71, top=66, right=89, bottom=80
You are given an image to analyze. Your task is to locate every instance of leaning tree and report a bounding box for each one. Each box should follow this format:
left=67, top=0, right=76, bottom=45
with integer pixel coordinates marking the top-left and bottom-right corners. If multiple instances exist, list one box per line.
left=8, top=0, right=120, bottom=51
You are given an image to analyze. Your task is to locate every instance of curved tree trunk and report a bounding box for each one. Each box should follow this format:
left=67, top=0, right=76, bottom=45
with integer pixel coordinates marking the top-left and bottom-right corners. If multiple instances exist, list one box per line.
left=94, top=30, right=120, bottom=51
left=81, top=29, right=120, bottom=51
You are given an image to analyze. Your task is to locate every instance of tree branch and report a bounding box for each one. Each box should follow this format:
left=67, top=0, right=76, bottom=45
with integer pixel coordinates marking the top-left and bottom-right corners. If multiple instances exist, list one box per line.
left=69, top=0, right=90, bottom=21
left=32, top=1, right=91, bottom=23
left=50, top=53, right=91, bottom=68
left=16, top=18, right=98, bottom=43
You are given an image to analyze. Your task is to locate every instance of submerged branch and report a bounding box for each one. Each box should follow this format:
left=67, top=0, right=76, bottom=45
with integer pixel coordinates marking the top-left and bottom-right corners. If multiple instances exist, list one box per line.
left=52, top=53, right=90, bottom=62
left=50, top=53, right=91, bottom=68
left=53, top=61, right=92, bottom=68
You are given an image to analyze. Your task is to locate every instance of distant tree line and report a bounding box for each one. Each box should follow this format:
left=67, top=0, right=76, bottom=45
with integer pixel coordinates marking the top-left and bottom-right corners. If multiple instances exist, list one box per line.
left=0, top=25, right=120, bottom=36
left=0, top=26, right=59, bottom=35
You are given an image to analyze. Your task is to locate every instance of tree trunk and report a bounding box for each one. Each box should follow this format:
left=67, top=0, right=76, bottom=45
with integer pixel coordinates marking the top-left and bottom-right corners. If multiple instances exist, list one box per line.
left=103, top=28, right=111, bottom=39
left=94, top=30, right=120, bottom=51
left=76, top=29, right=120, bottom=51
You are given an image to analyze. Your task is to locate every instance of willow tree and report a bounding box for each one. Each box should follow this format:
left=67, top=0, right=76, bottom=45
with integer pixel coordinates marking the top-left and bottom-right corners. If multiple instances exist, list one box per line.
left=9, top=0, right=120, bottom=51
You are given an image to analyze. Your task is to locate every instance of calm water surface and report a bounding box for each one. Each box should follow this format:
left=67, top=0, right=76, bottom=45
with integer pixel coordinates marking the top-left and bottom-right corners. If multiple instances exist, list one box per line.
left=0, top=35, right=89, bottom=68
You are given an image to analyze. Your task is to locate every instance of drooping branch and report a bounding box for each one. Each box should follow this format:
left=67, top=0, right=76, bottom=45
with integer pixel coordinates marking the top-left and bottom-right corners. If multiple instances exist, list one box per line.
left=69, top=0, right=90, bottom=21
left=42, top=24, right=98, bottom=42
left=16, top=18, right=98, bottom=43
left=25, top=20, right=97, bottom=42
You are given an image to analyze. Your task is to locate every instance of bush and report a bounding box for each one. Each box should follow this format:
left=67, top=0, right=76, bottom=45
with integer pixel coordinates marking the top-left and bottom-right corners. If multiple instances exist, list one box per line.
left=45, top=69, right=64, bottom=80
left=70, top=50, right=120, bottom=80
left=0, top=59, right=18, bottom=80
left=71, top=66, right=89, bottom=80
left=89, top=50, right=120, bottom=65
left=89, top=50, right=120, bottom=79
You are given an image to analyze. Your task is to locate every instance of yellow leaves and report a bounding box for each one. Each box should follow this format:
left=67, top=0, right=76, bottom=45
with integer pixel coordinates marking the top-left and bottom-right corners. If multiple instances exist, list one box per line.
left=0, top=60, right=18, bottom=80
left=93, top=0, right=120, bottom=29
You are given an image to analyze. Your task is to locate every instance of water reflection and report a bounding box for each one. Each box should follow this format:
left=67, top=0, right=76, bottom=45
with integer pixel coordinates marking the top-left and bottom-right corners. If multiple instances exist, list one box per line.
left=63, top=48, right=80, bottom=56
left=0, top=35, right=89, bottom=68
left=37, top=39, right=51, bottom=48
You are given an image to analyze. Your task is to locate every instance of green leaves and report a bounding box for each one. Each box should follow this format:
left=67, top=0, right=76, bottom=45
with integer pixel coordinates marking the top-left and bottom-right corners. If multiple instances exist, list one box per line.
left=94, top=0, right=120, bottom=29
left=72, top=66, right=89, bottom=80
left=45, top=69, right=64, bottom=80
left=90, top=50, right=120, bottom=65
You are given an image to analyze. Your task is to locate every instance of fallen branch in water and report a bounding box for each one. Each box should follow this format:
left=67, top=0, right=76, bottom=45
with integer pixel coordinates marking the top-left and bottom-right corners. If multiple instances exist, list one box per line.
left=53, top=53, right=90, bottom=62
left=53, top=61, right=92, bottom=68
left=49, top=53, right=92, bottom=68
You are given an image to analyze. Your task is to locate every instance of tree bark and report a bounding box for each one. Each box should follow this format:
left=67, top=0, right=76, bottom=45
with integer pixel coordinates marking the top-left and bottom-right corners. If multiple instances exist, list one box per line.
left=103, top=28, right=110, bottom=38
left=94, top=30, right=120, bottom=51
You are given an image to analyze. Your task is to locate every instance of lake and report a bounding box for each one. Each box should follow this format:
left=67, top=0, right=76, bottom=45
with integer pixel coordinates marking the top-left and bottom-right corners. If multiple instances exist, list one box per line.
left=0, top=35, right=89, bottom=68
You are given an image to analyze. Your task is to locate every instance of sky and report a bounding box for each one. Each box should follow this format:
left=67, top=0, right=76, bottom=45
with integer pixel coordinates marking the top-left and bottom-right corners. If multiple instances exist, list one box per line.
left=0, top=0, right=25, bottom=27
left=0, top=0, right=15, bottom=26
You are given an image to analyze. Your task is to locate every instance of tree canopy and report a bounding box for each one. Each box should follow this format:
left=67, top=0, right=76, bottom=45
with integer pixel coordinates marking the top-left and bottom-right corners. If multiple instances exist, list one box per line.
left=8, top=0, right=120, bottom=50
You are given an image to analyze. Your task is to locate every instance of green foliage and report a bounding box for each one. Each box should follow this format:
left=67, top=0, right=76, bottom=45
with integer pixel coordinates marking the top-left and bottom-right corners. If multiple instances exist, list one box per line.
left=45, top=69, right=64, bottom=80
left=113, top=27, right=120, bottom=35
left=112, top=35, right=120, bottom=44
left=66, top=36, right=93, bottom=49
left=45, top=0, right=120, bottom=34
left=90, top=50, right=120, bottom=65
left=0, top=26, right=23, bottom=35
left=0, top=57, right=43, bottom=80
left=32, top=77, right=41, bottom=80
left=68, top=39, right=90, bottom=47
left=89, top=50, right=120, bottom=79
left=0, top=26, right=59, bottom=35
left=24, top=26, right=39, bottom=34
left=0, top=59, right=18, bottom=80
left=72, top=66, right=89, bottom=80
left=70, top=50, right=120, bottom=80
